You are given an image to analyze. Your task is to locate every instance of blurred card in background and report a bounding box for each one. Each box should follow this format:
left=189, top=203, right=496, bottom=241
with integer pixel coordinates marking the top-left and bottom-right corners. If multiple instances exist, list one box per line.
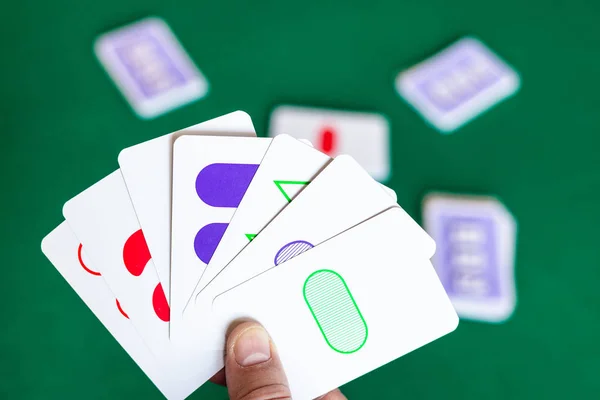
left=396, top=37, right=520, bottom=133
left=269, top=106, right=391, bottom=182
left=423, top=193, right=517, bottom=323
left=95, top=17, right=209, bottom=119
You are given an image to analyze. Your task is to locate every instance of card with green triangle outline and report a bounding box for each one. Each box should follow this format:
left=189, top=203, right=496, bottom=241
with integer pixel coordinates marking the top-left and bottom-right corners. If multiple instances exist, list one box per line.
left=273, top=180, right=310, bottom=202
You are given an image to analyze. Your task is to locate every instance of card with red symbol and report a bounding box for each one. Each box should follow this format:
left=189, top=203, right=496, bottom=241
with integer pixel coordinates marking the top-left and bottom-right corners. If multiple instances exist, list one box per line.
left=41, top=221, right=226, bottom=400
left=269, top=105, right=391, bottom=182
left=63, top=170, right=171, bottom=356
left=118, top=110, right=256, bottom=300
left=169, top=135, right=272, bottom=341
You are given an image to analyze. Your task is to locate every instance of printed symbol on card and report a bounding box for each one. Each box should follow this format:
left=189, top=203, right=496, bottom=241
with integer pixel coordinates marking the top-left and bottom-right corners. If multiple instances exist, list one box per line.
left=194, top=223, right=228, bottom=264
left=317, top=126, right=338, bottom=154
left=122, top=229, right=170, bottom=322
left=193, top=163, right=259, bottom=264
left=77, top=243, right=129, bottom=320
left=123, top=229, right=152, bottom=276
left=116, top=299, right=129, bottom=319
left=77, top=243, right=101, bottom=276
left=443, top=216, right=498, bottom=298
left=273, top=180, right=310, bottom=203
left=152, top=283, right=170, bottom=322
left=303, top=270, right=368, bottom=354
left=196, top=163, right=259, bottom=208
left=245, top=233, right=257, bottom=242
left=274, top=240, right=314, bottom=266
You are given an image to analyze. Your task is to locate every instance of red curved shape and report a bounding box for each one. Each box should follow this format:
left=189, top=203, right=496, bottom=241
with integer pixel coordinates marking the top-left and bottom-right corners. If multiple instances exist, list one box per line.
left=116, top=299, right=129, bottom=319
left=152, top=283, right=170, bottom=322
left=122, top=230, right=152, bottom=277
left=77, top=244, right=101, bottom=276
left=318, top=126, right=337, bottom=155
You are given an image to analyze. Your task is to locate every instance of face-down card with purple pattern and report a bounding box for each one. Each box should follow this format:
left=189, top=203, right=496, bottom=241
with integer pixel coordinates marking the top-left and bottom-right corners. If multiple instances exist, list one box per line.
left=94, top=17, right=209, bottom=119
left=423, top=193, right=517, bottom=323
left=395, top=37, right=520, bottom=133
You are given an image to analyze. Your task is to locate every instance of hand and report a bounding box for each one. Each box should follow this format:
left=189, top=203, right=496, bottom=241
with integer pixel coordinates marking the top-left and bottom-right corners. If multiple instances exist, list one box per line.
left=211, top=320, right=346, bottom=400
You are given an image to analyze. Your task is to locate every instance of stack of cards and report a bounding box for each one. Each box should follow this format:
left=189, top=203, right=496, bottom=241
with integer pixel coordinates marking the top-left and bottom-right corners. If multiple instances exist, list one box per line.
left=423, top=193, right=517, bottom=323
left=395, top=37, right=520, bottom=133
left=41, top=111, right=458, bottom=399
left=95, top=18, right=209, bottom=119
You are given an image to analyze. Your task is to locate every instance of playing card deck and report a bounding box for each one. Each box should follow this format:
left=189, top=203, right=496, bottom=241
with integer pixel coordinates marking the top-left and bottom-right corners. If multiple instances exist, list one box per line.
left=41, top=111, right=459, bottom=399
left=423, top=193, right=517, bottom=323
left=395, top=37, right=520, bottom=133
left=95, top=17, right=209, bottom=119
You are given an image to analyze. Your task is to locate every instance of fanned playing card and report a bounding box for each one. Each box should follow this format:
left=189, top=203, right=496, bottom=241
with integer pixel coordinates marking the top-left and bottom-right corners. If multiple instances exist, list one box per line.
left=212, top=208, right=457, bottom=399
left=119, top=110, right=256, bottom=299
left=170, top=135, right=272, bottom=341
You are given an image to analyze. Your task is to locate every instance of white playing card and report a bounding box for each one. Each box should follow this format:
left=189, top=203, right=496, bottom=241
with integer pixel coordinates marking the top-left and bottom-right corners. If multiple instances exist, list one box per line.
left=269, top=106, right=391, bottom=181
left=118, top=110, right=256, bottom=299
left=61, top=172, right=225, bottom=394
left=212, top=207, right=458, bottom=400
left=170, top=135, right=272, bottom=341
left=63, top=171, right=171, bottom=355
left=41, top=222, right=202, bottom=400
left=186, top=155, right=435, bottom=348
left=423, top=193, right=517, bottom=322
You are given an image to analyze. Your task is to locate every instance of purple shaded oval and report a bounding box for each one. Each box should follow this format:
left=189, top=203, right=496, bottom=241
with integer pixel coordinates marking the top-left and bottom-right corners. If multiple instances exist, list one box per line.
left=274, top=240, right=314, bottom=266
left=196, top=163, right=259, bottom=208
left=194, top=223, right=228, bottom=264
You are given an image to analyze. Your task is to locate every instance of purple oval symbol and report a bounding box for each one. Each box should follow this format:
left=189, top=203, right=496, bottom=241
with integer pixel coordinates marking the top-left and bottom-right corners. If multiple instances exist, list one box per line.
left=274, top=240, right=314, bottom=266
left=196, top=163, right=259, bottom=208
left=194, top=223, right=228, bottom=264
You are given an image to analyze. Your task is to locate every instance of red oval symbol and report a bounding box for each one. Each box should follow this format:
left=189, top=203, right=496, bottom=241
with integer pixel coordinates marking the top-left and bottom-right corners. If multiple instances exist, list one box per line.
left=78, top=244, right=101, bottom=276
left=152, top=283, right=170, bottom=322
left=116, top=299, right=129, bottom=319
left=123, top=230, right=151, bottom=277
left=317, top=126, right=337, bottom=155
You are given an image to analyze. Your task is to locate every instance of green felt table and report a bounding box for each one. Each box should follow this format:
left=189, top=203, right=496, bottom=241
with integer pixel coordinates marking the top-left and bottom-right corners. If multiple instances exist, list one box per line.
left=2, top=0, right=600, bottom=399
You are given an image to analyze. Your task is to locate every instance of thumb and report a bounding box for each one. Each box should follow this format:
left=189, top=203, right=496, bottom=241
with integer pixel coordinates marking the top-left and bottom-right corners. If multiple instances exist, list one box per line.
left=225, top=321, right=292, bottom=400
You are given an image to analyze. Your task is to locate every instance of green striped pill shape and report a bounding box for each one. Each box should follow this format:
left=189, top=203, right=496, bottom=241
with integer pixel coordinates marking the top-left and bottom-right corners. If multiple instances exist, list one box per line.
left=303, top=269, right=368, bottom=354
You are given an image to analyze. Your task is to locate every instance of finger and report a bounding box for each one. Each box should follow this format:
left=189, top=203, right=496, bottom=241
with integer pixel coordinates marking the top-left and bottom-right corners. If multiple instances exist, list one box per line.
left=225, top=320, right=292, bottom=400
left=208, top=368, right=226, bottom=386
left=316, top=388, right=348, bottom=400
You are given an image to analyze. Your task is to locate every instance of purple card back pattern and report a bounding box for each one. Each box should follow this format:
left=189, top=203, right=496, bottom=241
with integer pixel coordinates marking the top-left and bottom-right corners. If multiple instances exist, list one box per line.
left=437, top=215, right=500, bottom=299
left=414, top=41, right=510, bottom=113
left=112, top=25, right=196, bottom=99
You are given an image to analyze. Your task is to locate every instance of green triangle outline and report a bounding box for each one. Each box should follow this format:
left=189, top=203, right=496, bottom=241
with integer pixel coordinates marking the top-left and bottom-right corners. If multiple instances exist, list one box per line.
left=245, top=233, right=257, bottom=242
left=273, top=180, right=310, bottom=202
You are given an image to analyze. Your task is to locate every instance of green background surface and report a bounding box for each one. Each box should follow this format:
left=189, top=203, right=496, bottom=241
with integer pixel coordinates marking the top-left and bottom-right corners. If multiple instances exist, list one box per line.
left=2, top=0, right=599, bottom=398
